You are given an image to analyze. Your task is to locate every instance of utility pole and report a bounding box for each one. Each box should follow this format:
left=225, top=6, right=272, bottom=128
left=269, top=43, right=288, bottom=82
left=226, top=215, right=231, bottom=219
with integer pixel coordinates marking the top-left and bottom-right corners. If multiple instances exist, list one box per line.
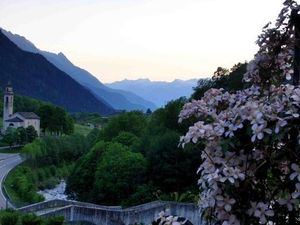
left=292, top=9, right=300, bottom=85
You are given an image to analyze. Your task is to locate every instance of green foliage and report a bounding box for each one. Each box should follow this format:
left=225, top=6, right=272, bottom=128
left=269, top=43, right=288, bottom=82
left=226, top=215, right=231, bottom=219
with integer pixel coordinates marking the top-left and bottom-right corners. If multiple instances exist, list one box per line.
left=2, top=126, right=38, bottom=147
left=2, top=127, right=18, bottom=147
left=5, top=134, right=88, bottom=206
left=71, top=112, right=108, bottom=126
left=86, top=128, right=101, bottom=148
left=74, top=124, right=92, bottom=136
left=25, top=126, right=38, bottom=143
left=0, top=210, right=18, bottom=225
left=0, top=210, right=63, bottom=225
left=145, top=98, right=188, bottom=134
left=159, top=191, right=199, bottom=203
left=4, top=165, right=44, bottom=205
left=145, top=130, right=202, bottom=192
left=44, top=216, right=64, bottom=225
left=93, top=142, right=147, bottom=205
left=38, top=105, right=74, bottom=135
left=16, top=127, right=27, bottom=144
left=111, top=131, right=141, bottom=149
left=21, top=213, right=42, bottom=225
left=192, top=63, right=247, bottom=99
left=67, top=98, right=202, bottom=206
left=121, top=184, right=157, bottom=207
left=99, top=111, right=147, bottom=141
left=24, top=134, right=88, bottom=168
left=66, top=141, right=107, bottom=201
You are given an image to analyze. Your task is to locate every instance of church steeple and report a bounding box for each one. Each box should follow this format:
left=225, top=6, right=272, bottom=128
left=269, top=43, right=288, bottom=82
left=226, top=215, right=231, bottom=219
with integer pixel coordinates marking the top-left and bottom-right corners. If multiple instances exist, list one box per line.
left=3, top=82, right=14, bottom=123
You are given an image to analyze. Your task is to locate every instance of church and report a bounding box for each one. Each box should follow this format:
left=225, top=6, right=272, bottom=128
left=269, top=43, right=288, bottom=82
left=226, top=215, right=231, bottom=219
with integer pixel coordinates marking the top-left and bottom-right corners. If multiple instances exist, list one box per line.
left=2, top=84, right=40, bottom=136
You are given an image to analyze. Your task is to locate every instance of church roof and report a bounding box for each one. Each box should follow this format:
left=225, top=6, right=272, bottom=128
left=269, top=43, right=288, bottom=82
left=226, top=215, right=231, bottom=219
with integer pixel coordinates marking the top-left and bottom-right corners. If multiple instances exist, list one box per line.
left=5, top=116, right=24, bottom=122
left=16, top=112, right=40, bottom=119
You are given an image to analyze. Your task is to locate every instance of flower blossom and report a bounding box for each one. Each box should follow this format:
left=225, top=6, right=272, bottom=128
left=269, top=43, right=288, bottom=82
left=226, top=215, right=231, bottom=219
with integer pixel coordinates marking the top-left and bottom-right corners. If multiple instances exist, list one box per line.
left=290, top=164, right=300, bottom=182
left=278, top=194, right=297, bottom=211
left=253, top=202, right=274, bottom=224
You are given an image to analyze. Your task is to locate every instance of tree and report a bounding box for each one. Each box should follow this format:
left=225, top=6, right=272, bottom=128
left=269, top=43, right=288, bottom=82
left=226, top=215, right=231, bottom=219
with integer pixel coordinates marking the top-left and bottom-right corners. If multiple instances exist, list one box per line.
left=21, top=213, right=42, bottom=225
left=38, top=104, right=54, bottom=133
left=212, top=66, right=229, bottom=80
left=93, top=142, right=147, bottom=205
left=37, top=104, right=74, bottom=135
left=16, top=127, right=27, bottom=144
left=180, top=1, right=300, bottom=224
left=192, top=63, right=247, bottom=100
left=26, top=125, right=38, bottom=143
left=111, top=131, right=141, bottom=149
left=86, top=128, right=101, bottom=148
left=146, top=108, right=152, bottom=115
left=145, top=130, right=201, bottom=193
left=62, top=115, right=74, bottom=135
left=2, top=127, right=17, bottom=148
left=0, top=210, right=18, bottom=225
left=66, top=141, right=107, bottom=201
left=44, top=217, right=64, bottom=225
left=99, top=111, right=147, bottom=141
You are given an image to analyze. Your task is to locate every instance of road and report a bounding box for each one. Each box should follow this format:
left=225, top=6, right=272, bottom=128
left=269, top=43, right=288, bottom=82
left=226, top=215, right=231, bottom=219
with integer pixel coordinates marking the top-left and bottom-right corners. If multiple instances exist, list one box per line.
left=0, top=145, right=23, bottom=150
left=0, top=153, right=23, bottom=209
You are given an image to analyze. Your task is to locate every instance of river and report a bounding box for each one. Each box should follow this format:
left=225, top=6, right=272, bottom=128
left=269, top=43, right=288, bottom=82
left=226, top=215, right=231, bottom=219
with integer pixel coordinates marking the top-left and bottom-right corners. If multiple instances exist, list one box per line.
left=37, top=180, right=69, bottom=201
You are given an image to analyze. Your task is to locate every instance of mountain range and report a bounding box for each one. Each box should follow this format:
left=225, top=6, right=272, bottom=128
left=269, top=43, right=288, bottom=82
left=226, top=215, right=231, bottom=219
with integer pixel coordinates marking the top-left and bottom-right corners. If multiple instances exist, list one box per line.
left=1, top=28, right=206, bottom=113
left=0, top=30, right=115, bottom=115
left=106, top=78, right=206, bottom=107
left=1, top=29, right=157, bottom=111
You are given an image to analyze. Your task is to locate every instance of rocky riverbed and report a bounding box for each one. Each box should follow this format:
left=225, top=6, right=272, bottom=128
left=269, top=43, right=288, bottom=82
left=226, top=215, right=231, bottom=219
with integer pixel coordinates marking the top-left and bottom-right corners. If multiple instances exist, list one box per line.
left=38, top=180, right=69, bottom=201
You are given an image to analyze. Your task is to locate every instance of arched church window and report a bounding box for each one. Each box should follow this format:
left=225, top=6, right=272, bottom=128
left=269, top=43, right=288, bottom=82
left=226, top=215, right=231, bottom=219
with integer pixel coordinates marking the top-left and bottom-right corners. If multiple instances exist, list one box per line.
left=9, top=123, right=14, bottom=127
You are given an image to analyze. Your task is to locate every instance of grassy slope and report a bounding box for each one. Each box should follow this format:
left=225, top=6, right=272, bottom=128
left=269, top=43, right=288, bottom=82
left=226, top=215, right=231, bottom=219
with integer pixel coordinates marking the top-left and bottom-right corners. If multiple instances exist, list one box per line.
left=3, top=163, right=29, bottom=208
left=74, top=124, right=92, bottom=136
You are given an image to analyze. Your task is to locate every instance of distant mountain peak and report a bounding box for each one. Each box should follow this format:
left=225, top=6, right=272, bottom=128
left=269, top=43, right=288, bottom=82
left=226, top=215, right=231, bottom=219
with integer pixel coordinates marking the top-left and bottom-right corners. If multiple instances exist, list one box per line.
left=107, top=78, right=204, bottom=107
left=58, top=52, right=66, bottom=57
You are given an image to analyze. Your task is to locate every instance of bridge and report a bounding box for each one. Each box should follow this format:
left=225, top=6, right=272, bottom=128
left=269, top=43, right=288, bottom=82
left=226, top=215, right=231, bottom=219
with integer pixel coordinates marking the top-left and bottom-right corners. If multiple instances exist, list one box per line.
left=0, top=153, right=201, bottom=225
left=18, top=199, right=201, bottom=225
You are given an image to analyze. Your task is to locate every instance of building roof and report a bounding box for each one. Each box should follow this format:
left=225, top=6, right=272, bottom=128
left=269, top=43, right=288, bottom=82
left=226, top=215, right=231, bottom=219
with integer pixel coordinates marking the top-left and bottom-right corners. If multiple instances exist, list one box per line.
left=5, top=116, right=24, bottom=122
left=16, top=112, right=40, bottom=119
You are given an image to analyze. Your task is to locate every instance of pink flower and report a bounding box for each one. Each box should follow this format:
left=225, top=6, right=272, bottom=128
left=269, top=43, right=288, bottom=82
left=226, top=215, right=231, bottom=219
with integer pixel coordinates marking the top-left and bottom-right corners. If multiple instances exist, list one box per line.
left=292, top=183, right=300, bottom=199
left=278, top=194, right=296, bottom=211
left=216, top=195, right=236, bottom=212
left=222, top=215, right=241, bottom=225
left=254, top=202, right=274, bottom=224
left=290, top=164, right=300, bottom=182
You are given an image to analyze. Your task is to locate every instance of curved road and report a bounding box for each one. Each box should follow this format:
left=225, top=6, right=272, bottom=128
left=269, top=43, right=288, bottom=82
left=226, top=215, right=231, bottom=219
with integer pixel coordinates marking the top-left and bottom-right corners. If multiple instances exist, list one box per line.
left=0, top=153, right=23, bottom=209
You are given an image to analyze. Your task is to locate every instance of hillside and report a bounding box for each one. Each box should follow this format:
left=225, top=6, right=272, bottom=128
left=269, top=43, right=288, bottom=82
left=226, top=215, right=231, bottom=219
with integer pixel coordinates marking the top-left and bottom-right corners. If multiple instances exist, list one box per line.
left=106, top=78, right=207, bottom=107
left=1, top=29, right=157, bottom=111
left=0, top=30, right=115, bottom=115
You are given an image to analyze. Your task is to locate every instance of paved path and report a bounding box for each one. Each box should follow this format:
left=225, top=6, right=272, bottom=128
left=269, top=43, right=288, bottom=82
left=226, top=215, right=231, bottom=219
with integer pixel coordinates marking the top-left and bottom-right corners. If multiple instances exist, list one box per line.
left=0, top=153, right=23, bottom=209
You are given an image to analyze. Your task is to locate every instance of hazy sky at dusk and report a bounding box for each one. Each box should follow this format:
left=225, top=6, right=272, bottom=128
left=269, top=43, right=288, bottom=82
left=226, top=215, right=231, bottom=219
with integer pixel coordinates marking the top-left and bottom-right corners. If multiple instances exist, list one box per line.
left=0, top=0, right=285, bottom=83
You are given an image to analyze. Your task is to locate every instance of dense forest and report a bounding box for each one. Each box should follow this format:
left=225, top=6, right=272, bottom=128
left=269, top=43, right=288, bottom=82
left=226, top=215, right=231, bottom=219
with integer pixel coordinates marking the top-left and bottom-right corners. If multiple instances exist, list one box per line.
left=66, top=63, right=247, bottom=206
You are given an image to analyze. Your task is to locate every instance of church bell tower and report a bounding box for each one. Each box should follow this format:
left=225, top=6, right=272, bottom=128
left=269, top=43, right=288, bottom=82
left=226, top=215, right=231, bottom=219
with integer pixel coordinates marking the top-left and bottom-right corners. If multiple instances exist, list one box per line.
left=3, top=83, right=14, bottom=124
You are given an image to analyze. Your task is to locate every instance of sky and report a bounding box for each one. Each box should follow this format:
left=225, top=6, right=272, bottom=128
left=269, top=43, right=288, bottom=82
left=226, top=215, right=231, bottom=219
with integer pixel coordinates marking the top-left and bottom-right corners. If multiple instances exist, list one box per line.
left=0, top=0, right=286, bottom=83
